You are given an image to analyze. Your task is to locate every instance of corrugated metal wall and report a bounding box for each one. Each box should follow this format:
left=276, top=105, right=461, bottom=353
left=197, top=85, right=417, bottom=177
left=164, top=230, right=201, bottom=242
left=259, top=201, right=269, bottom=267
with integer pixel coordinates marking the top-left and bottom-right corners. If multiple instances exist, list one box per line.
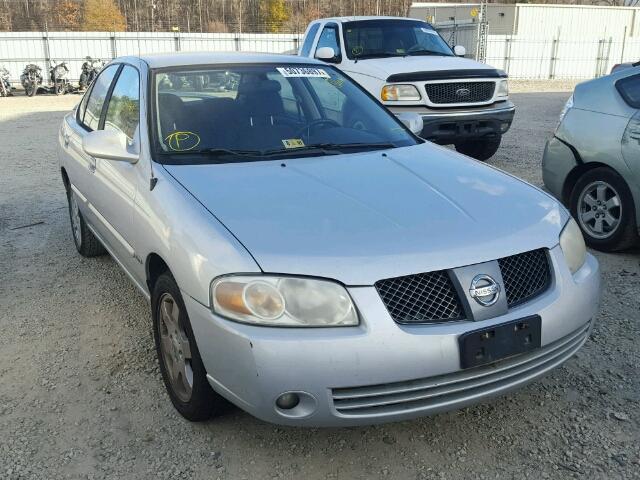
left=0, top=32, right=303, bottom=82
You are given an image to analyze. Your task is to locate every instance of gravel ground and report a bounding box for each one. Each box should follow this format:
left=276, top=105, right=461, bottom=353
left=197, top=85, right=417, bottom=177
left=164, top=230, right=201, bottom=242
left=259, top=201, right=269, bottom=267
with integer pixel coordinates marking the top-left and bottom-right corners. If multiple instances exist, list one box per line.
left=1, top=92, right=639, bottom=480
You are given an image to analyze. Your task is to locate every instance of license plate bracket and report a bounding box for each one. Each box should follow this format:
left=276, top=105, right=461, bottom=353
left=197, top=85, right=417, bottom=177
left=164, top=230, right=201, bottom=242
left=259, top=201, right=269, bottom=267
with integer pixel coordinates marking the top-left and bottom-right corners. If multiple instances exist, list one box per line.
left=458, top=315, right=541, bottom=369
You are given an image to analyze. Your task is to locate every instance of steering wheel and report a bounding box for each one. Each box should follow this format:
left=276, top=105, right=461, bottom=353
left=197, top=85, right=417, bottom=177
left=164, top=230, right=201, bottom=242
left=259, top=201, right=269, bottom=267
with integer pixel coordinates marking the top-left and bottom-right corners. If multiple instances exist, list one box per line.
left=295, top=119, right=341, bottom=138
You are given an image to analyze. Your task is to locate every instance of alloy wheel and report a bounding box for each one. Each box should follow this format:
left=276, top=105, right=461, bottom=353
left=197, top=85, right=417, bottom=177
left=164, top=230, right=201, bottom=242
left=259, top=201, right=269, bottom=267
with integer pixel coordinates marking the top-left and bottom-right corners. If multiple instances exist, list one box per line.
left=158, top=293, right=194, bottom=402
left=577, top=181, right=621, bottom=239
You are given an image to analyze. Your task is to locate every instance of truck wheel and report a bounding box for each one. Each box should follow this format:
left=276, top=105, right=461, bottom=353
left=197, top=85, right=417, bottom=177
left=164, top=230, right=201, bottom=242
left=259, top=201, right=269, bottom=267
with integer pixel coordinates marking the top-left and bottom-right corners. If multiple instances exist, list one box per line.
left=152, top=272, right=228, bottom=421
left=569, top=167, right=638, bottom=251
left=67, top=190, right=105, bottom=257
left=455, top=137, right=501, bottom=161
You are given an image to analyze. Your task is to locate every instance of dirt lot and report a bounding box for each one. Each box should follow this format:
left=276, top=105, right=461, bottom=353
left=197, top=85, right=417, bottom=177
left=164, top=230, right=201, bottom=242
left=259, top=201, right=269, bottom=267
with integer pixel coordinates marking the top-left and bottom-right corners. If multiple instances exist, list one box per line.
left=1, top=92, right=639, bottom=480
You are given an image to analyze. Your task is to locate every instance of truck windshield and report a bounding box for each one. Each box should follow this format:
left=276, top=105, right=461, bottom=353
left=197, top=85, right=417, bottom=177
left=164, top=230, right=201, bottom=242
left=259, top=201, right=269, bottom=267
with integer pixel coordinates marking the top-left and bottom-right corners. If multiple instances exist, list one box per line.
left=343, top=19, right=454, bottom=60
left=152, top=64, right=418, bottom=164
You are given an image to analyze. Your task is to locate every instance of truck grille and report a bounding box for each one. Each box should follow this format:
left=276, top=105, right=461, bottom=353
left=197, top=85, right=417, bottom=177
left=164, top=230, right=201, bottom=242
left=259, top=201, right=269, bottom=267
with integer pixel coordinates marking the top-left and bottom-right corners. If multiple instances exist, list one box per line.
left=331, top=321, right=591, bottom=418
left=424, top=81, right=495, bottom=104
left=375, top=249, right=551, bottom=324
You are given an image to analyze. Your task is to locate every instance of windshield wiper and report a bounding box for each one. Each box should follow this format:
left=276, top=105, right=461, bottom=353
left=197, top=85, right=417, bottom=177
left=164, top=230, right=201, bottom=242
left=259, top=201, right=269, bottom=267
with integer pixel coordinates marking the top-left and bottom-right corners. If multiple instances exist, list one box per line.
left=160, top=147, right=262, bottom=160
left=407, top=50, right=452, bottom=57
left=353, top=53, right=408, bottom=60
left=261, top=142, right=396, bottom=157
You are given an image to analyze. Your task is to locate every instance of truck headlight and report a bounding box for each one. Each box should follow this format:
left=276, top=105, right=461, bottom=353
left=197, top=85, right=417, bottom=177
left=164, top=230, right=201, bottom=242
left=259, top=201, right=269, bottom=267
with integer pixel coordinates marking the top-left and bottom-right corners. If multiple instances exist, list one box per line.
left=496, top=79, right=509, bottom=98
left=559, top=218, right=586, bottom=274
left=381, top=84, right=421, bottom=101
left=211, top=275, right=359, bottom=327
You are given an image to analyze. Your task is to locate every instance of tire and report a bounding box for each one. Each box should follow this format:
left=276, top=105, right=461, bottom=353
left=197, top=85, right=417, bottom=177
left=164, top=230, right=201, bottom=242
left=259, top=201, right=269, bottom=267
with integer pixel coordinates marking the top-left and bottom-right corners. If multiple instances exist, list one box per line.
left=152, top=272, right=227, bottom=421
left=55, top=82, right=64, bottom=95
left=67, top=190, right=105, bottom=257
left=569, top=167, right=638, bottom=252
left=27, top=83, right=37, bottom=97
left=455, top=136, right=502, bottom=161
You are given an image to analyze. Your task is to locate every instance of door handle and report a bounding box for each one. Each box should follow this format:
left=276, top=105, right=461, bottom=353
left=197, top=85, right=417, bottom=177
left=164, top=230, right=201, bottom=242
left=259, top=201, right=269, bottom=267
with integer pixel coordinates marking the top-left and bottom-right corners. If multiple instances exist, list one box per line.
left=63, top=133, right=70, bottom=147
left=88, top=160, right=96, bottom=173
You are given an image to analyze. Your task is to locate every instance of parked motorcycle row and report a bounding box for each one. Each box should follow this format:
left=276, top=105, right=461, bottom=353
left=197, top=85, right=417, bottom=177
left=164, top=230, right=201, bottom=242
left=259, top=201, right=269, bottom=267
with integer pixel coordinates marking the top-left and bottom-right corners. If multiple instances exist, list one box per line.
left=0, top=56, right=105, bottom=97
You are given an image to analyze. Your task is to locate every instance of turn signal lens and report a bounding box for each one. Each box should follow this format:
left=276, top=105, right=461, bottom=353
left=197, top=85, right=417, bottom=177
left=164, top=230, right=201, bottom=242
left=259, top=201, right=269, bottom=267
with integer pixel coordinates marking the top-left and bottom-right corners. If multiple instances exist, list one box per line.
left=381, top=84, right=421, bottom=101
left=211, top=275, right=359, bottom=327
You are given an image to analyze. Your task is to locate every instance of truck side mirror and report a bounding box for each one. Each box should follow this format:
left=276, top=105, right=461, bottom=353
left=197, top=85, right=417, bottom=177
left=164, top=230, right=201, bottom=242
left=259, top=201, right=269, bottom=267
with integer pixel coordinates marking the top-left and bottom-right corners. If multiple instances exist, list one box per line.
left=454, top=45, right=466, bottom=57
left=315, top=47, right=340, bottom=64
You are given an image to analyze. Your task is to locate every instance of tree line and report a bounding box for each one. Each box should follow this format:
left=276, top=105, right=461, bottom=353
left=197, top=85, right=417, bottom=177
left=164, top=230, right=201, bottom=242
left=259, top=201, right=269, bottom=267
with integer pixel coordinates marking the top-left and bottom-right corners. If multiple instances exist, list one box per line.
left=0, top=0, right=413, bottom=33
left=0, top=0, right=627, bottom=33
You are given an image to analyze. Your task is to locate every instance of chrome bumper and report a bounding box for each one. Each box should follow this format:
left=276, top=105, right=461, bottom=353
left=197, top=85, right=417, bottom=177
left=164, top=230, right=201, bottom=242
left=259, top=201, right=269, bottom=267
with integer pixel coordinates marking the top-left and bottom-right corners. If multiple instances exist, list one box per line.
left=389, top=101, right=516, bottom=144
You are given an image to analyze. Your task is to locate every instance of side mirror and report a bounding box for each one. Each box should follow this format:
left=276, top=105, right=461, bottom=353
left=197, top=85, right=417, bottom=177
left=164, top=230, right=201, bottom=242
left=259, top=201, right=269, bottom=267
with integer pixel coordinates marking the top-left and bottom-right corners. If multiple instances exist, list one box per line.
left=83, top=129, right=139, bottom=163
left=454, top=45, right=466, bottom=57
left=396, top=112, right=424, bottom=136
left=315, top=47, right=340, bottom=63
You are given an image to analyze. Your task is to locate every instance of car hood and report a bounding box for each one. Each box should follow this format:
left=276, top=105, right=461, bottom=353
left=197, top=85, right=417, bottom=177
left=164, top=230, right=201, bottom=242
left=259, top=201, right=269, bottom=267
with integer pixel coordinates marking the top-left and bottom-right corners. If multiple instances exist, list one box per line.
left=164, top=144, right=567, bottom=285
left=342, top=56, right=496, bottom=80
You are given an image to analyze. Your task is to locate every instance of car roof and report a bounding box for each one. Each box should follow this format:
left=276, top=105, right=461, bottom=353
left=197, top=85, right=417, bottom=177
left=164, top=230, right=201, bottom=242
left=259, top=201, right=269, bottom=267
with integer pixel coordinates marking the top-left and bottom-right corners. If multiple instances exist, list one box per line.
left=115, top=52, right=324, bottom=69
left=318, top=16, right=426, bottom=23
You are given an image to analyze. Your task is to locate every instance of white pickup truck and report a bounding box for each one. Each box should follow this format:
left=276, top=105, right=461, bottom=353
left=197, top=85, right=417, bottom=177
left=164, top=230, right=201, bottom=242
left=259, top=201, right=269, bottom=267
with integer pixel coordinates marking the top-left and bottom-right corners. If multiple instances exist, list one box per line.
left=298, top=16, right=515, bottom=160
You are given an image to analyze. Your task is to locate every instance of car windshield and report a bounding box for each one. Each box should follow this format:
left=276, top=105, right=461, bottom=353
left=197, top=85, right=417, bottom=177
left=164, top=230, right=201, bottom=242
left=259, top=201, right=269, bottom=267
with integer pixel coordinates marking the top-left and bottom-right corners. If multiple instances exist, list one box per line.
left=343, top=20, right=454, bottom=60
left=152, top=64, right=418, bottom=164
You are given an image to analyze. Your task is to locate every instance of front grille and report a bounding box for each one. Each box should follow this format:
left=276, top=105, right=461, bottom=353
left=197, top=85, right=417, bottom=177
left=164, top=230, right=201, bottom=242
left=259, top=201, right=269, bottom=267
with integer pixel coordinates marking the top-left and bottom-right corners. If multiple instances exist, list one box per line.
left=376, top=249, right=551, bottom=324
left=375, top=271, right=464, bottom=324
left=332, top=321, right=591, bottom=418
left=499, top=249, right=551, bottom=307
left=424, top=81, right=495, bottom=104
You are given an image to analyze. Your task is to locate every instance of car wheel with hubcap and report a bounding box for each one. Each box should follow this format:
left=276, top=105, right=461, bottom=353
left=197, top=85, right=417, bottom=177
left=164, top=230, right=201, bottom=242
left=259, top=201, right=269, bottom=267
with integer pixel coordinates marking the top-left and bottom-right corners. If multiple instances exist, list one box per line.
left=570, top=167, right=638, bottom=251
left=67, top=190, right=105, bottom=257
left=454, top=137, right=501, bottom=161
left=152, top=272, right=227, bottom=421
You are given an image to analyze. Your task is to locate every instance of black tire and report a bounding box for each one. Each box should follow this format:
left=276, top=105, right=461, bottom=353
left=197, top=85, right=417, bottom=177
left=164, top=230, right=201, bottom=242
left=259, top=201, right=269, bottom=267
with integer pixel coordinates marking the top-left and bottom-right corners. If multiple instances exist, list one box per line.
left=569, top=167, right=638, bottom=252
left=67, top=190, right=106, bottom=257
left=55, top=82, right=64, bottom=95
left=152, top=272, right=227, bottom=421
left=455, top=137, right=502, bottom=161
left=27, top=83, right=37, bottom=97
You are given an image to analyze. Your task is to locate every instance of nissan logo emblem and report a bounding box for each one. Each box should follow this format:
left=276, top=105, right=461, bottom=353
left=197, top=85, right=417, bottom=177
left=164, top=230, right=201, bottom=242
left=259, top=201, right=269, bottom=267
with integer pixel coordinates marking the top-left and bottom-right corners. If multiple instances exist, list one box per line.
left=456, top=87, right=471, bottom=97
left=469, top=274, right=500, bottom=307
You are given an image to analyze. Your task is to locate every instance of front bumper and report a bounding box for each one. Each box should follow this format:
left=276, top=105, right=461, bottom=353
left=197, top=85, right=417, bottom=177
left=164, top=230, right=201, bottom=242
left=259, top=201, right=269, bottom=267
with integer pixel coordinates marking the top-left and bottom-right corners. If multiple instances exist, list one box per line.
left=389, top=101, right=515, bottom=144
left=185, top=246, right=599, bottom=427
left=542, top=136, right=579, bottom=204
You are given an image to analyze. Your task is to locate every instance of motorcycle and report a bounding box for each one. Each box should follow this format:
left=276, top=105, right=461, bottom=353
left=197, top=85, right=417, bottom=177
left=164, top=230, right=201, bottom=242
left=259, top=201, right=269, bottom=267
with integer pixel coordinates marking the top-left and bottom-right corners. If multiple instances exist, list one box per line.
left=0, top=66, right=11, bottom=97
left=20, top=63, right=43, bottom=97
left=50, top=60, right=70, bottom=95
left=79, top=57, right=104, bottom=90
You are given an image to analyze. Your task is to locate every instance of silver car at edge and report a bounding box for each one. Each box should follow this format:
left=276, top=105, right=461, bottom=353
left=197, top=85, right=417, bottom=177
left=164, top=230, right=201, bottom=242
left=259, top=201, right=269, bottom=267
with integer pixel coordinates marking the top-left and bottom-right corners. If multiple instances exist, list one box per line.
left=58, top=53, right=600, bottom=427
left=542, top=67, right=640, bottom=251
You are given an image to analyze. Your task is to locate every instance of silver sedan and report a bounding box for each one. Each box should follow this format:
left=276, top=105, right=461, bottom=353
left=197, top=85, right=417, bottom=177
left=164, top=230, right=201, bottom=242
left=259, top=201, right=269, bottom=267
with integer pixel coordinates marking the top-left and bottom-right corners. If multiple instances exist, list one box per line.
left=58, top=53, right=600, bottom=426
left=543, top=68, right=639, bottom=251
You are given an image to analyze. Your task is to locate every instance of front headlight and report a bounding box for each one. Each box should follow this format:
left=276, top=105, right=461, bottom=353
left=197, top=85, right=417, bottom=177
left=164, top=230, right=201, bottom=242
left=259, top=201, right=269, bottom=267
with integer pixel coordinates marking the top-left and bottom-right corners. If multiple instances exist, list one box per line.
left=381, top=84, right=421, bottom=101
left=211, top=275, right=359, bottom=327
left=559, top=218, right=586, bottom=274
left=496, top=79, right=509, bottom=98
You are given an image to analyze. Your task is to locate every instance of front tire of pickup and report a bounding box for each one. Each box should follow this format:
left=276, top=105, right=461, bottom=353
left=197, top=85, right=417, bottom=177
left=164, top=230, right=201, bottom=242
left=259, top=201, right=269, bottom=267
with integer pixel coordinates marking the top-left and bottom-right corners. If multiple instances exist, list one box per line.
left=455, top=136, right=501, bottom=161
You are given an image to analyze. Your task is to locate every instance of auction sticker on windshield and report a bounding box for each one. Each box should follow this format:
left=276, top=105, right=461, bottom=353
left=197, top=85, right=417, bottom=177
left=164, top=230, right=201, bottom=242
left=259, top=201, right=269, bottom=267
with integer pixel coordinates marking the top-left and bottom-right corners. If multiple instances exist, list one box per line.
left=277, top=67, right=330, bottom=78
left=282, top=138, right=305, bottom=149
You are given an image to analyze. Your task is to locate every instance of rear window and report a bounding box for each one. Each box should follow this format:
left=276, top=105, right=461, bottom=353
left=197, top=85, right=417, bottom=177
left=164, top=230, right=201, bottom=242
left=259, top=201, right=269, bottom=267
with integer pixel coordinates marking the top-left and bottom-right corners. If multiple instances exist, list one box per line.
left=616, top=74, right=640, bottom=108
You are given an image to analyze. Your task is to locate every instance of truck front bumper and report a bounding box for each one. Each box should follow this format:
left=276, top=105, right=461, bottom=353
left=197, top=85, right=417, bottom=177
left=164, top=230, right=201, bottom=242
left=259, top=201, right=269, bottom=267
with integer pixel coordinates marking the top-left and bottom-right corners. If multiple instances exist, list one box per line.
left=184, top=246, right=599, bottom=427
left=389, top=101, right=515, bottom=145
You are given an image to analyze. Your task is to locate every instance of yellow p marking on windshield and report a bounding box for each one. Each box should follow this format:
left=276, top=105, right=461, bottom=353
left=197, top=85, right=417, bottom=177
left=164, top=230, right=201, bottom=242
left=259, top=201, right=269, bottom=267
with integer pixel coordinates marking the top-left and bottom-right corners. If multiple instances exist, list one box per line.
left=165, top=131, right=201, bottom=151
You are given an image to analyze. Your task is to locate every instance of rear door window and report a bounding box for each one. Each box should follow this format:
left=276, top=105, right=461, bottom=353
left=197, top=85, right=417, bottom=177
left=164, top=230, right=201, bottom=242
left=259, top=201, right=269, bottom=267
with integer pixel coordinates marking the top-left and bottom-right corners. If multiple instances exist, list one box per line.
left=300, top=23, right=320, bottom=57
left=616, top=74, right=640, bottom=109
left=82, top=65, right=119, bottom=131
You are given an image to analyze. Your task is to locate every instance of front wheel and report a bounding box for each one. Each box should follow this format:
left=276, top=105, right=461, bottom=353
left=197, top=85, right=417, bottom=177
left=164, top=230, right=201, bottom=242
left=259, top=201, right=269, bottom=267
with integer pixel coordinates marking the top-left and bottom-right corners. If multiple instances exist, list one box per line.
left=152, top=273, right=227, bottom=421
left=570, top=167, right=638, bottom=251
left=26, top=82, right=37, bottom=97
left=454, top=137, right=501, bottom=161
